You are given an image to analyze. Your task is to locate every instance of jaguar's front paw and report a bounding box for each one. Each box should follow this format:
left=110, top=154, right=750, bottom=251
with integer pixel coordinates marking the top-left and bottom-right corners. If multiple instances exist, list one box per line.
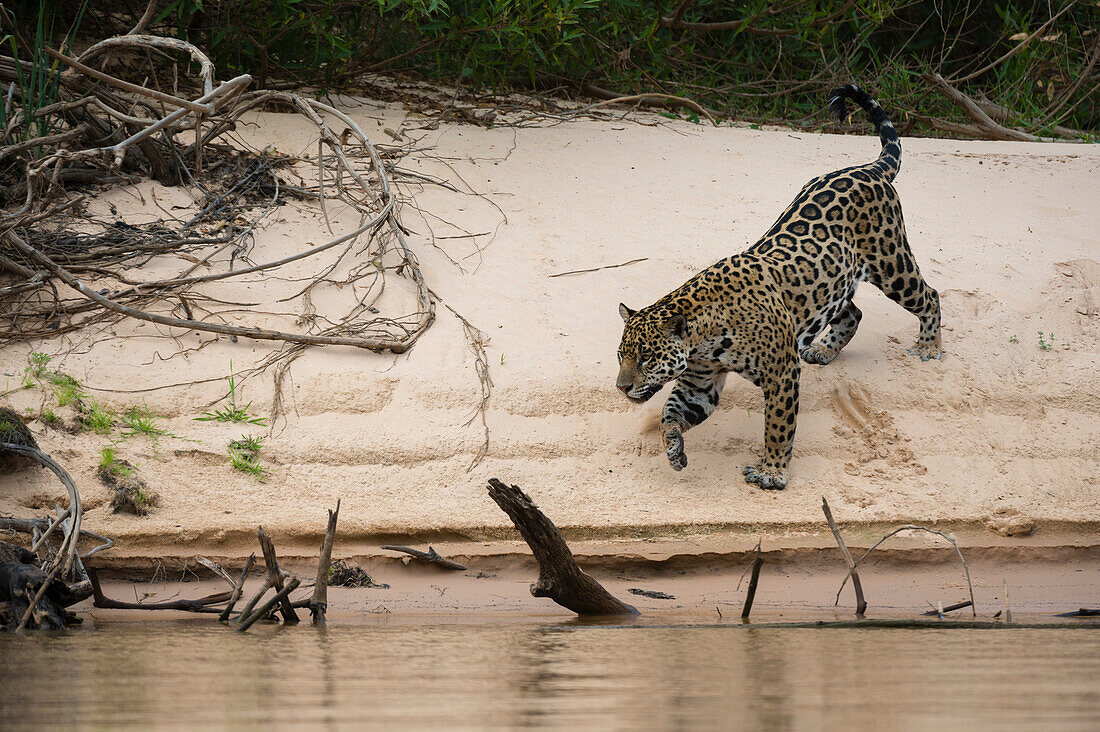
left=665, top=428, right=687, bottom=471
left=907, top=339, right=943, bottom=361
left=743, top=462, right=788, bottom=490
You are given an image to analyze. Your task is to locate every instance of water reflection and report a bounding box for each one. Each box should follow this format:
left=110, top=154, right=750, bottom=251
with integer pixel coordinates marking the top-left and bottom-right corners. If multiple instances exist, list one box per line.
left=2, top=620, right=1098, bottom=729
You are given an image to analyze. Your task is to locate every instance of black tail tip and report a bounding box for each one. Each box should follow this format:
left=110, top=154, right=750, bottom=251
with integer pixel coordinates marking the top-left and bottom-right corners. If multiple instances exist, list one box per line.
left=827, top=84, right=861, bottom=122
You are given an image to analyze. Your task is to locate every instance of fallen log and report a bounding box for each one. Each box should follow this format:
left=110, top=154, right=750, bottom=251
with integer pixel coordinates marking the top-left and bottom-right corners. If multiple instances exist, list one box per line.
left=487, top=479, right=637, bottom=615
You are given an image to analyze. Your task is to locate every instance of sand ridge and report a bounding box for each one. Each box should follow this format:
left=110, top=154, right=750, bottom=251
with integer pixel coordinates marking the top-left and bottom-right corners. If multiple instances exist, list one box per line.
left=2, top=98, right=1099, bottom=553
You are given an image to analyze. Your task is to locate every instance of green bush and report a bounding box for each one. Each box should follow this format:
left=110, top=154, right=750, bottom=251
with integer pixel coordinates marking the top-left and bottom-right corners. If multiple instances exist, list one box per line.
left=22, top=0, right=1099, bottom=133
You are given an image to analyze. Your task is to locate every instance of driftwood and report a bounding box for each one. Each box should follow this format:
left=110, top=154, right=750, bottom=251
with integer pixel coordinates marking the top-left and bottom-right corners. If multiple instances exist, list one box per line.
left=821, top=497, right=867, bottom=616
left=238, top=526, right=299, bottom=625
left=741, top=542, right=764, bottom=621
left=310, top=501, right=341, bottom=625
left=1055, top=608, right=1100, bottom=617
left=87, top=567, right=230, bottom=613
left=487, top=479, right=637, bottom=615
left=922, top=600, right=973, bottom=616
left=380, top=545, right=466, bottom=571
left=218, top=554, right=256, bottom=622
left=237, top=577, right=301, bottom=632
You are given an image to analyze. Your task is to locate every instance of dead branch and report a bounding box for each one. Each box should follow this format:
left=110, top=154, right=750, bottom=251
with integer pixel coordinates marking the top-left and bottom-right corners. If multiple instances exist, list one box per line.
left=975, top=98, right=1085, bottom=140
left=310, top=500, right=340, bottom=625
left=580, top=84, right=718, bottom=124
left=923, top=73, right=1042, bottom=142
left=256, top=525, right=299, bottom=624
left=549, top=257, right=649, bottom=278
left=487, top=478, right=637, bottom=615
left=87, top=567, right=230, bottom=613
left=741, top=541, right=764, bottom=620
left=237, top=576, right=301, bottom=632
left=218, top=553, right=256, bottom=622
left=922, top=600, right=972, bottom=616
left=835, top=524, right=977, bottom=618
left=821, top=496, right=867, bottom=616
left=380, top=545, right=467, bottom=571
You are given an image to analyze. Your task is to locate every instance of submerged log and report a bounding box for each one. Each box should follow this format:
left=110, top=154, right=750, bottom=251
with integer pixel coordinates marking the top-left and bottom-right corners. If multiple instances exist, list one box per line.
left=487, top=479, right=637, bottom=616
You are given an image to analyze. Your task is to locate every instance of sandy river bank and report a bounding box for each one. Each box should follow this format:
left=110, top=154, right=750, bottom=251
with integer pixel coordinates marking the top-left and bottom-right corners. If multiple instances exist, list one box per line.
left=2, top=95, right=1098, bottom=569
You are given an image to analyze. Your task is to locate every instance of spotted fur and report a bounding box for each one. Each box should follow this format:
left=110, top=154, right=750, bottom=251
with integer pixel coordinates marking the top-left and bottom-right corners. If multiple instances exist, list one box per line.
left=616, top=85, right=942, bottom=490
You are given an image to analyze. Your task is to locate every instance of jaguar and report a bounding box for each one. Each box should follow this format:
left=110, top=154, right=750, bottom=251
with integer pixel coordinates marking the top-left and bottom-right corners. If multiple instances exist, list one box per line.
left=615, top=84, right=942, bottom=490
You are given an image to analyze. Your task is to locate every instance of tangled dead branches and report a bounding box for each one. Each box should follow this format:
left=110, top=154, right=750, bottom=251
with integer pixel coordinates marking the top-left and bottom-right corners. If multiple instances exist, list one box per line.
left=0, top=29, right=492, bottom=459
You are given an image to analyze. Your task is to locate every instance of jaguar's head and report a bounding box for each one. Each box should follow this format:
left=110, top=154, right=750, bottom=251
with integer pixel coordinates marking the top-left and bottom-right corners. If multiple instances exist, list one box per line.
left=616, top=302, right=689, bottom=403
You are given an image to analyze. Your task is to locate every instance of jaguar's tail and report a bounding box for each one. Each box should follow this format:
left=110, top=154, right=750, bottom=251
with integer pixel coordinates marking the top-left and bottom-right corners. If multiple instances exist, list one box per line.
left=827, top=84, right=900, bottom=182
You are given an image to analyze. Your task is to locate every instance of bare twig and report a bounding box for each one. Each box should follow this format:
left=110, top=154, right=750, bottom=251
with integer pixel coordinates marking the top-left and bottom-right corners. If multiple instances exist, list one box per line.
left=218, top=553, right=256, bottom=622
left=821, top=497, right=867, bottom=616
left=835, top=525, right=977, bottom=618
left=549, top=258, right=649, bottom=278
left=741, top=541, right=764, bottom=621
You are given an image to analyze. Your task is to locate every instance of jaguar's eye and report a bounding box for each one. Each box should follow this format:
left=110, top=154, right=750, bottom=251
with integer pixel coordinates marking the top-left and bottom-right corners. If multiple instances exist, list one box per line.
left=637, top=350, right=650, bottom=367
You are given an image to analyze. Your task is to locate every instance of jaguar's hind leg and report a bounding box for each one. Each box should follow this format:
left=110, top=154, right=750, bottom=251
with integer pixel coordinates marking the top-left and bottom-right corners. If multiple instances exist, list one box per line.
left=801, top=301, right=863, bottom=365
left=867, top=236, right=942, bottom=361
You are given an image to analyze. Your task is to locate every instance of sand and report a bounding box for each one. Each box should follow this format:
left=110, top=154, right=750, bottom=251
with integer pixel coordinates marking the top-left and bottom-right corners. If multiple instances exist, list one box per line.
left=2, top=96, right=1099, bottom=563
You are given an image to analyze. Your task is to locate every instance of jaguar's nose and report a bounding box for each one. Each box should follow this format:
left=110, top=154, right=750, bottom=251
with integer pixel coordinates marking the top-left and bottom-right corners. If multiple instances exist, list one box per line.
left=617, top=383, right=631, bottom=394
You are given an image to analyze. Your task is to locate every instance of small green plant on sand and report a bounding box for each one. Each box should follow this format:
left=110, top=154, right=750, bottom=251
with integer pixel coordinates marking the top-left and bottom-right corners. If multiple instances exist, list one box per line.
left=98, top=446, right=132, bottom=478
left=1037, top=331, right=1054, bottom=352
left=51, top=373, right=85, bottom=407
left=121, top=403, right=167, bottom=439
left=39, top=408, right=60, bottom=428
left=196, top=362, right=267, bottom=426
left=28, top=351, right=50, bottom=378
left=80, top=400, right=116, bottom=435
left=1008, top=334, right=1019, bottom=344
left=229, top=434, right=268, bottom=482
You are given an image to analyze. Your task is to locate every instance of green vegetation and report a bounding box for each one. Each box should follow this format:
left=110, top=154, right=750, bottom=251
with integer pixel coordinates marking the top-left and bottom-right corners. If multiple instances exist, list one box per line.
left=98, top=446, right=157, bottom=514
left=98, top=445, right=132, bottom=477
left=1037, top=330, right=1054, bottom=352
left=196, top=363, right=267, bottom=426
left=50, top=373, right=85, bottom=407
left=80, top=399, right=116, bottom=435
left=121, top=403, right=168, bottom=439
left=17, top=2, right=1098, bottom=134
left=38, top=408, right=61, bottom=428
left=2, top=1, right=88, bottom=147
left=228, top=434, right=269, bottom=482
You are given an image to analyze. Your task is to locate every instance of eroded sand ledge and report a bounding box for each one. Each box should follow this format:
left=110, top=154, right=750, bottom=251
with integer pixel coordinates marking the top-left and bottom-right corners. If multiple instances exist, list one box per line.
left=3, top=98, right=1098, bottom=561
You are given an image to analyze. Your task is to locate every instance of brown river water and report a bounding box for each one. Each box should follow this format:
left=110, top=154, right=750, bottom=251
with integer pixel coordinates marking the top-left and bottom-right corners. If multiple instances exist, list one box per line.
left=3, top=617, right=1099, bottom=730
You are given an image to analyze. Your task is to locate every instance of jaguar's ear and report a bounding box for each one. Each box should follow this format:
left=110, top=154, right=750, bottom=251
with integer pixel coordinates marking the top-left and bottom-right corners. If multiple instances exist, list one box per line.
left=664, top=313, right=687, bottom=338
left=618, top=303, right=636, bottom=322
